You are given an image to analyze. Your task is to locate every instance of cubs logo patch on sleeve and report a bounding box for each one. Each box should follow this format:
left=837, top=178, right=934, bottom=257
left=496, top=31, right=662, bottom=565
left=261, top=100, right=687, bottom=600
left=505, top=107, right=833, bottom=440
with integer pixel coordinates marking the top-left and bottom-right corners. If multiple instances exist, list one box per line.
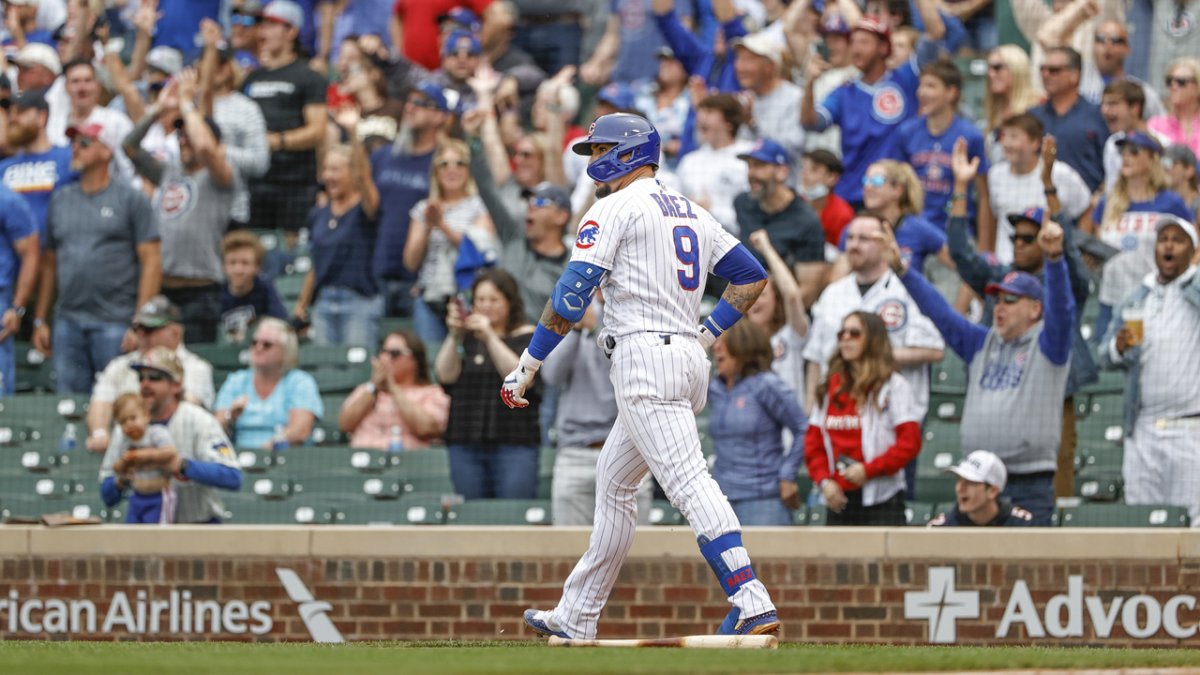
left=576, top=220, right=600, bottom=249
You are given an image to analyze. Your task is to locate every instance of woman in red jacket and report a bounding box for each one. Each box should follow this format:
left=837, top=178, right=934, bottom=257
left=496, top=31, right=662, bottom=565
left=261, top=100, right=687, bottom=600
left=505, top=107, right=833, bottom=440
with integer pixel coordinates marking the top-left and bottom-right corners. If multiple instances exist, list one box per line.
left=804, top=311, right=923, bottom=526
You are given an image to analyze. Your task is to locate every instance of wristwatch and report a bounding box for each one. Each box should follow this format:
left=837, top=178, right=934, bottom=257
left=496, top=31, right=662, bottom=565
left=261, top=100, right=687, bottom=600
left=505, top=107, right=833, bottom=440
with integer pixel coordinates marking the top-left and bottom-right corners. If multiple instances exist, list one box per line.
left=10, top=306, right=24, bottom=318
left=365, top=382, right=378, bottom=396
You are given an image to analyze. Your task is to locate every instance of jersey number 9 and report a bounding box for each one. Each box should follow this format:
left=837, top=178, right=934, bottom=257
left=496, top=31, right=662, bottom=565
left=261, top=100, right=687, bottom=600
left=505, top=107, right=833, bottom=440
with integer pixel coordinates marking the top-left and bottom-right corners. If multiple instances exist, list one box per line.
left=673, top=226, right=699, bottom=291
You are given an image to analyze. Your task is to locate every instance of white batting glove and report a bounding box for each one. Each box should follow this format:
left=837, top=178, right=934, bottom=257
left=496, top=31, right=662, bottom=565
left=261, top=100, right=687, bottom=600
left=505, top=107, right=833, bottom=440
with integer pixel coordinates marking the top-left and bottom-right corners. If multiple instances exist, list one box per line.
left=500, top=350, right=542, bottom=409
left=697, top=324, right=718, bottom=350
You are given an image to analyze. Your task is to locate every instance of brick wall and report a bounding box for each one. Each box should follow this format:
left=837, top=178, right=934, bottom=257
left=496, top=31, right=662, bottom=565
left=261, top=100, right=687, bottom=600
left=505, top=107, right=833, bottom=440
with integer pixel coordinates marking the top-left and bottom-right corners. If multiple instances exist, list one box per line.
left=1, top=527, right=1198, bottom=646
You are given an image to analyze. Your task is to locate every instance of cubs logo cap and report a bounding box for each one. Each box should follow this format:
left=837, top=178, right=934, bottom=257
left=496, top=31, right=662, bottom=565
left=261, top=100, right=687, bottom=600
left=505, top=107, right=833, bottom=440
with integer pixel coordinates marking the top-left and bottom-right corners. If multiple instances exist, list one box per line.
left=1115, top=131, right=1163, bottom=156
left=737, top=138, right=790, bottom=166
left=984, top=270, right=1042, bottom=299
left=437, top=7, right=482, bottom=32
left=852, top=16, right=892, bottom=54
left=1006, top=206, right=1045, bottom=229
left=946, top=450, right=1007, bottom=491
left=596, top=82, right=636, bottom=111
left=819, top=11, right=850, bottom=35
left=442, top=29, right=482, bottom=57
left=521, top=182, right=571, bottom=212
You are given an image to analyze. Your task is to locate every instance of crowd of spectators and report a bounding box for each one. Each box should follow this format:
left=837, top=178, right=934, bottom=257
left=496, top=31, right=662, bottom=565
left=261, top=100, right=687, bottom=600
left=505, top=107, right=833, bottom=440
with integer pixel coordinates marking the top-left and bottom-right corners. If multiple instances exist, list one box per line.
left=0, top=0, right=1195, bottom=526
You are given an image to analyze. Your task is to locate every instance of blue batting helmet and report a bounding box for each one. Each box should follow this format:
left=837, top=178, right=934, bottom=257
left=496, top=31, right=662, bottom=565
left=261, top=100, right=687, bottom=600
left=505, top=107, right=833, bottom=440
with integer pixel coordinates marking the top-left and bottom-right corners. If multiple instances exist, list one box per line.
left=572, top=113, right=661, bottom=183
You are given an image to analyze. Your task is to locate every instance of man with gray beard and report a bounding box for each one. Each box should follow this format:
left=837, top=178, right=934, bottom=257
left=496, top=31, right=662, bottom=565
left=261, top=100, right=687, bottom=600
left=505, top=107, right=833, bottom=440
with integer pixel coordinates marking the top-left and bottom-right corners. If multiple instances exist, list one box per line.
left=371, top=82, right=453, bottom=318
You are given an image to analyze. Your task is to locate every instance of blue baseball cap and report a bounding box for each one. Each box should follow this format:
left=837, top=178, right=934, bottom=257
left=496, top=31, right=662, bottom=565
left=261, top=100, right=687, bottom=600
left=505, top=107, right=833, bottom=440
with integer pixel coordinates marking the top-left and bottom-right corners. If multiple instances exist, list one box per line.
left=737, top=138, right=790, bottom=166
left=819, top=11, right=850, bottom=34
left=596, top=82, right=636, bottom=111
left=1116, top=131, right=1163, bottom=155
left=442, top=29, right=482, bottom=57
left=1006, top=206, right=1045, bottom=228
left=985, top=270, right=1043, bottom=300
left=438, top=7, right=482, bottom=32
left=414, top=81, right=455, bottom=113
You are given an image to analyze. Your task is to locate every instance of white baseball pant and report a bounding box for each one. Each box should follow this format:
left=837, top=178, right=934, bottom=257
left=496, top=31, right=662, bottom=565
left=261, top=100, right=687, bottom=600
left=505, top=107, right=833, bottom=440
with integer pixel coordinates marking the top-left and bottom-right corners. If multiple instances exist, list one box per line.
left=547, top=334, right=776, bottom=639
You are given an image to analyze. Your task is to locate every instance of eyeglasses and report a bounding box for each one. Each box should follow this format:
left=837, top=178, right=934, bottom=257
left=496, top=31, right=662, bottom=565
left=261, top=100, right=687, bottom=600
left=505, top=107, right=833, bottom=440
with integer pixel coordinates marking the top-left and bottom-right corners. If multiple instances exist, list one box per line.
left=230, top=13, right=260, bottom=27
left=406, top=96, right=439, bottom=110
left=998, top=293, right=1024, bottom=305
left=862, top=174, right=889, bottom=187
left=133, top=323, right=164, bottom=334
left=436, top=159, right=467, bottom=169
left=1009, top=233, right=1037, bottom=245
left=837, top=327, right=863, bottom=340
left=987, top=62, right=1006, bottom=72
left=71, top=136, right=95, bottom=148
left=512, top=150, right=536, bottom=159
left=1039, top=64, right=1067, bottom=75
left=1093, top=34, right=1127, bottom=45
left=380, top=348, right=413, bottom=359
left=1166, top=76, right=1197, bottom=88
left=1120, top=145, right=1144, bottom=156
left=138, top=370, right=170, bottom=383
left=528, top=196, right=555, bottom=208
left=251, top=338, right=277, bottom=349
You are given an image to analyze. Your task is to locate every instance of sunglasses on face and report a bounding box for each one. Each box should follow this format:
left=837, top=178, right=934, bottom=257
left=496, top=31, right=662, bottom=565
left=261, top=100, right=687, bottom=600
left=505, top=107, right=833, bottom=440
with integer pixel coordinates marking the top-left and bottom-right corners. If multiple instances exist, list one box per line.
left=1010, top=233, right=1038, bottom=245
left=837, top=327, right=863, bottom=340
left=251, top=338, right=277, bottom=349
left=71, top=136, right=95, bottom=148
left=436, top=159, right=467, bottom=169
left=998, top=293, right=1024, bottom=305
left=528, top=196, right=555, bottom=208
left=1094, top=34, right=1126, bottom=45
left=231, top=13, right=260, bottom=27
left=380, top=347, right=413, bottom=359
left=1120, top=145, right=1144, bottom=157
left=987, top=62, right=1006, bottom=72
left=1166, top=76, right=1197, bottom=88
left=138, top=370, right=170, bottom=383
left=862, top=174, right=889, bottom=187
left=133, top=324, right=165, bottom=335
left=406, top=97, right=439, bottom=110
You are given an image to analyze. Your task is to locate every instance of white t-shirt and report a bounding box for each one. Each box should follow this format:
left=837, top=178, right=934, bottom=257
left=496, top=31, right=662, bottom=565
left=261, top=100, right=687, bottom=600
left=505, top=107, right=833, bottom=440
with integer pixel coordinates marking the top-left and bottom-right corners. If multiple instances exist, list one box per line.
left=573, top=176, right=738, bottom=339
left=988, top=159, right=1091, bottom=264
left=674, top=140, right=753, bottom=235
left=802, top=271, right=944, bottom=420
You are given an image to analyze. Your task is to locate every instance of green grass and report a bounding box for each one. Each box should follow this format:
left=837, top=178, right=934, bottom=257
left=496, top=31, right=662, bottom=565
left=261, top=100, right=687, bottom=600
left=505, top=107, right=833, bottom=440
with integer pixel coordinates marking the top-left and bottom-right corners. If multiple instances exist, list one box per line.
left=3, top=641, right=1200, bottom=674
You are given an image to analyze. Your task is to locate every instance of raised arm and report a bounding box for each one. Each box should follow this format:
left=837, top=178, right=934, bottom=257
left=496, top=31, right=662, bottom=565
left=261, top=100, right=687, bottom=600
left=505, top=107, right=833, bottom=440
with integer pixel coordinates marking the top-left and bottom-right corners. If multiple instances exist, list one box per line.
left=123, top=104, right=168, bottom=187
left=946, top=138, right=995, bottom=294
left=335, top=107, right=380, bottom=218
left=1035, top=220, right=1075, bottom=366
left=177, top=70, right=235, bottom=188
left=464, top=116, right=521, bottom=244
left=748, top=230, right=809, bottom=337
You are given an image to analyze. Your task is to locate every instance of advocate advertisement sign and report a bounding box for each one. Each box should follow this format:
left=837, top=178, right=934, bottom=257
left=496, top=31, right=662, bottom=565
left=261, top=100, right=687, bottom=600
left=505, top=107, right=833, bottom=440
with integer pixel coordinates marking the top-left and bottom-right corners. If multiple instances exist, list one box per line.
left=0, top=568, right=343, bottom=642
left=907, top=567, right=1199, bottom=643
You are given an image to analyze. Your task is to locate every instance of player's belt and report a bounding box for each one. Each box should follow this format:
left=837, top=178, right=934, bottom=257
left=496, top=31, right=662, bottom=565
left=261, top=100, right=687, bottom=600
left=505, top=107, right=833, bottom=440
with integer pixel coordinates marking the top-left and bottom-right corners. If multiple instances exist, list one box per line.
left=604, top=332, right=677, bottom=351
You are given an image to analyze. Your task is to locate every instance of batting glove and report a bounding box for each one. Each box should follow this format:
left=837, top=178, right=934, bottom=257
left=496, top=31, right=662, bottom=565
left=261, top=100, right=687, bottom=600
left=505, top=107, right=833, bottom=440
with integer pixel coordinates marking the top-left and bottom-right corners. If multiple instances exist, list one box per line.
left=697, top=324, right=718, bottom=350
left=500, top=350, right=542, bottom=409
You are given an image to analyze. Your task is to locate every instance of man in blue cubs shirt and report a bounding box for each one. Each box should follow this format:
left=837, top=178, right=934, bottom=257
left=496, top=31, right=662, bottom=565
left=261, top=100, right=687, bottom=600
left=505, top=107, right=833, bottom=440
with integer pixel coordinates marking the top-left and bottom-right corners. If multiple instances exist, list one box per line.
left=0, top=182, right=38, bottom=395
left=801, top=9, right=947, bottom=206
left=929, top=450, right=1034, bottom=527
left=889, top=60, right=991, bottom=233
left=0, top=89, right=75, bottom=242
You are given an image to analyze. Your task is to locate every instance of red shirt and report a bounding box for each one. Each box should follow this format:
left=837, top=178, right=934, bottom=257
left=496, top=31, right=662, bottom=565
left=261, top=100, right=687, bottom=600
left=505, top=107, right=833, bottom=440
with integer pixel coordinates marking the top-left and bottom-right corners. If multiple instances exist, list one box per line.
left=817, top=193, right=855, bottom=247
left=393, top=0, right=493, bottom=71
left=803, top=373, right=922, bottom=492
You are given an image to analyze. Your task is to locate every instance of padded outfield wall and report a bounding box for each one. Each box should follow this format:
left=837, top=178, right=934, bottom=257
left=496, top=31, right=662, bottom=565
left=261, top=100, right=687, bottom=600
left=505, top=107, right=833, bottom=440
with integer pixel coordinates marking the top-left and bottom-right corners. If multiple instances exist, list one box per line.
left=0, top=526, right=1198, bottom=646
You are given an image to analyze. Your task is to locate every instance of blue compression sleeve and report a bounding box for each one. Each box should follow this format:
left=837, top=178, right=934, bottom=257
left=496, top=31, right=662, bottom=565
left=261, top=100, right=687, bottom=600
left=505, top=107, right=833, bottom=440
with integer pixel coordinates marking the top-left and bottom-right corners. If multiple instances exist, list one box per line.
left=702, top=299, right=743, bottom=339
left=713, top=243, right=767, bottom=285
left=527, top=324, right=566, bottom=361
left=182, top=459, right=243, bottom=491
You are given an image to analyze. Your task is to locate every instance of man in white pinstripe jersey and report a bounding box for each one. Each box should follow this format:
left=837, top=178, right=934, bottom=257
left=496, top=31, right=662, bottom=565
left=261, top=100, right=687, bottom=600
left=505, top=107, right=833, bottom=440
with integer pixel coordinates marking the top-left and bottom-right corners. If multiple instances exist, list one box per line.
left=501, top=113, right=781, bottom=639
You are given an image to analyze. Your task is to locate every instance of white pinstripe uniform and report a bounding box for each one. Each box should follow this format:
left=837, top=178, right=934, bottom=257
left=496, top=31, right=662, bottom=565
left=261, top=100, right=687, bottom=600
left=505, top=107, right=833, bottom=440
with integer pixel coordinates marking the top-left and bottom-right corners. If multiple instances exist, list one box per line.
left=543, top=176, right=776, bottom=640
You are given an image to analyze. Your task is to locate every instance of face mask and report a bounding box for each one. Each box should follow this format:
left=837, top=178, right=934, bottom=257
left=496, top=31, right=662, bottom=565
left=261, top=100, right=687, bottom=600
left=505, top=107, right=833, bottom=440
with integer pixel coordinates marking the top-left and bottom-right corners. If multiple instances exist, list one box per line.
left=800, top=184, right=829, bottom=201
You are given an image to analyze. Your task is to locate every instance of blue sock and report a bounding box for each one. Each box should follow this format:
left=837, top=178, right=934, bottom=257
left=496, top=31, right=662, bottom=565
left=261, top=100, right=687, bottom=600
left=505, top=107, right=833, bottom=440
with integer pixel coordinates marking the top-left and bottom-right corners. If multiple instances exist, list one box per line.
left=697, top=532, right=758, bottom=633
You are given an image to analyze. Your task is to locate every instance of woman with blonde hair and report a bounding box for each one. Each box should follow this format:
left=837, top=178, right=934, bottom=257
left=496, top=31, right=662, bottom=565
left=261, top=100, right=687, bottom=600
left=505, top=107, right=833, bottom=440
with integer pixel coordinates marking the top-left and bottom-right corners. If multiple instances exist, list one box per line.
left=1081, top=132, right=1192, bottom=339
left=1148, top=58, right=1200, bottom=158
left=804, top=311, right=922, bottom=526
left=982, top=45, right=1042, bottom=163
left=834, top=161, right=950, bottom=279
left=403, top=138, right=496, bottom=348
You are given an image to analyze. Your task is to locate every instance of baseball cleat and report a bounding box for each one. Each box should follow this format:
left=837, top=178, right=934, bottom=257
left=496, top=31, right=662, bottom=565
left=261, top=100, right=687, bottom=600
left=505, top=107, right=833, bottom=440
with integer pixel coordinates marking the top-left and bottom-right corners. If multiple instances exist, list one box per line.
left=717, top=608, right=780, bottom=635
left=523, top=608, right=571, bottom=639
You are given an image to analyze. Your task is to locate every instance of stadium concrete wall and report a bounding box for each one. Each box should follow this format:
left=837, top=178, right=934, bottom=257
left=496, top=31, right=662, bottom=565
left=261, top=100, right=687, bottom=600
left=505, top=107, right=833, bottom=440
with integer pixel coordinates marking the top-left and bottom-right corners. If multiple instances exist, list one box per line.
left=1, top=526, right=1199, bottom=647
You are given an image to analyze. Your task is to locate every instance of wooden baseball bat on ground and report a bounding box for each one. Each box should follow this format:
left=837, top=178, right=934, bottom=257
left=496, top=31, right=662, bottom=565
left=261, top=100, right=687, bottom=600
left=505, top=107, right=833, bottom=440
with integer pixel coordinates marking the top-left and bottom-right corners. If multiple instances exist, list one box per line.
left=546, top=635, right=778, bottom=649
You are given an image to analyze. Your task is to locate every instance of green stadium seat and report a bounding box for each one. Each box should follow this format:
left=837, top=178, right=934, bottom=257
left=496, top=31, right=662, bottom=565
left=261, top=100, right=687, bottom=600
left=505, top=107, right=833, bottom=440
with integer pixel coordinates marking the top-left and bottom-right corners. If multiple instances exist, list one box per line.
left=803, top=504, right=828, bottom=526
left=360, top=474, right=410, bottom=499
left=905, top=501, right=938, bottom=526
left=332, top=494, right=449, bottom=525
left=1078, top=393, right=1123, bottom=423
left=291, top=469, right=371, bottom=499
left=14, top=342, right=53, bottom=392
left=1077, top=415, right=1124, bottom=445
left=928, top=392, right=965, bottom=421
left=447, top=499, right=551, bottom=525
left=1076, top=443, right=1123, bottom=472
left=298, top=345, right=371, bottom=394
left=915, top=474, right=957, bottom=504
left=346, top=447, right=402, bottom=473
left=918, top=421, right=959, bottom=475
left=1078, top=369, right=1125, bottom=396
left=248, top=475, right=302, bottom=500
left=931, top=355, right=968, bottom=394
left=1058, top=504, right=1189, bottom=527
left=394, top=447, right=453, bottom=492
left=1074, top=470, right=1123, bottom=503
left=648, top=499, right=686, bottom=526
left=221, top=492, right=329, bottom=524
left=235, top=447, right=283, bottom=473
left=274, top=274, right=306, bottom=304
left=537, top=446, right=555, bottom=500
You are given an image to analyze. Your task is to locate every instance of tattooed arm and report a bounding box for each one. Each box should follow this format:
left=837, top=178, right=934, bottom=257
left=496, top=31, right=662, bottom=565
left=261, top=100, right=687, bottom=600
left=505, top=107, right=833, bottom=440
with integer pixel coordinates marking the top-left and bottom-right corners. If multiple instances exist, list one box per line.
left=723, top=278, right=768, bottom=314
left=539, top=301, right=575, bottom=337
left=698, top=245, right=770, bottom=348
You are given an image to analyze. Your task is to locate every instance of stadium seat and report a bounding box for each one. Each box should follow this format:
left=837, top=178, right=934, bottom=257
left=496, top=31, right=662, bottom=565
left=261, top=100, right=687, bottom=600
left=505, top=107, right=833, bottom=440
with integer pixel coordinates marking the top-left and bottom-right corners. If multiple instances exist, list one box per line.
left=394, top=447, right=454, bottom=493
left=360, top=474, right=410, bottom=500
left=928, top=392, right=965, bottom=421
left=274, top=274, right=306, bottom=304
left=221, top=492, right=328, bottom=524
left=14, top=342, right=53, bottom=393
left=931, top=354, right=968, bottom=394
left=293, top=469, right=371, bottom=499
left=1076, top=443, right=1123, bottom=472
left=905, top=501, right=938, bottom=526
left=1076, top=415, right=1123, bottom=445
left=447, top=499, right=552, bottom=525
left=914, top=475, right=957, bottom=504
left=235, top=447, right=283, bottom=473
left=917, top=422, right=959, bottom=475
left=1078, top=369, right=1125, bottom=396
left=537, top=446, right=555, bottom=500
left=648, top=499, right=687, bottom=526
left=248, top=475, right=302, bottom=500
left=802, top=504, right=828, bottom=526
left=346, top=447, right=402, bottom=473
left=334, top=494, right=449, bottom=525
left=298, top=345, right=371, bottom=394
left=1074, top=470, right=1123, bottom=503
left=1058, top=504, right=1189, bottom=527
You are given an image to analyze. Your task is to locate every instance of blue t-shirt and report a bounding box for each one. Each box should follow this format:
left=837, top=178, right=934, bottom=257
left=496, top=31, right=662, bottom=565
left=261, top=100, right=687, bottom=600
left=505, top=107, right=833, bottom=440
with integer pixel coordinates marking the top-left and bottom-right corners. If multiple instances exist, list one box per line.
left=612, top=0, right=692, bottom=83
left=153, top=0, right=221, bottom=54
left=840, top=213, right=946, bottom=273
left=1030, top=98, right=1109, bottom=192
left=0, top=146, right=77, bottom=242
left=309, top=201, right=379, bottom=298
left=891, top=115, right=989, bottom=230
left=215, top=369, right=324, bottom=448
left=0, top=184, right=38, bottom=288
left=814, top=58, right=922, bottom=204
left=220, top=275, right=288, bottom=343
left=371, top=145, right=432, bottom=279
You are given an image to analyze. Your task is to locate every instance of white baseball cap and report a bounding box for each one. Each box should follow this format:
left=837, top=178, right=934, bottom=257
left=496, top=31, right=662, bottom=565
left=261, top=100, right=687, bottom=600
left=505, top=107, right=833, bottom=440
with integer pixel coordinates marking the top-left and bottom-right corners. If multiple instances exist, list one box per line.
left=146, top=46, right=183, bottom=76
left=10, top=42, right=61, bottom=76
left=1156, top=215, right=1199, bottom=248
left=730, top=32, right=781, bottom=67
left=945, top=450, right=1007, bottom=491
left=262, top=0, right=304, bottom=30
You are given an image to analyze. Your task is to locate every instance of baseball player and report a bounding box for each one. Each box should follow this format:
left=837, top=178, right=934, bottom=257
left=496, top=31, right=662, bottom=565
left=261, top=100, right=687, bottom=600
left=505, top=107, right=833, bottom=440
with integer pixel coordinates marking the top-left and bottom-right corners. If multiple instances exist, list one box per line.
left=500, top=113, right=780, bottom=639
